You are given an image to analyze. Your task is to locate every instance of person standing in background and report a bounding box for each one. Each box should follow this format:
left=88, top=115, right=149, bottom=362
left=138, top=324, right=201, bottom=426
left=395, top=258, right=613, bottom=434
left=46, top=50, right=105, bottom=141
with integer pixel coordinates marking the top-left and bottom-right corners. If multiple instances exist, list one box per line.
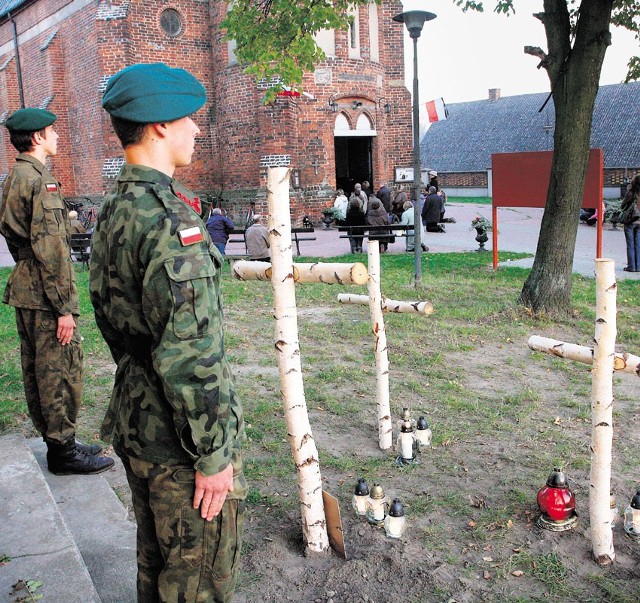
left=206, top=207, right=235, bottom=255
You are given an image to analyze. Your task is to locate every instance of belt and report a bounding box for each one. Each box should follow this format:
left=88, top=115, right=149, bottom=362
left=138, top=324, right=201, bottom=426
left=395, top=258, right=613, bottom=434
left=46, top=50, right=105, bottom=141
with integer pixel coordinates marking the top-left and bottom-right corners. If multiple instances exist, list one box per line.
left=17, top=248, right=35, bottom=260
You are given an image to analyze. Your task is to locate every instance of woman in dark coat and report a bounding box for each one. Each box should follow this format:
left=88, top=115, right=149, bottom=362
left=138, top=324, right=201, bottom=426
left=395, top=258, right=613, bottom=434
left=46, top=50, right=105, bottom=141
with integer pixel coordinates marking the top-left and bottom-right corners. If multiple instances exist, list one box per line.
left=622, top=174, right=640, bottom=271
left=366, top=199, right=391, bottom=253
left=344, top=198, right=366, bottom=253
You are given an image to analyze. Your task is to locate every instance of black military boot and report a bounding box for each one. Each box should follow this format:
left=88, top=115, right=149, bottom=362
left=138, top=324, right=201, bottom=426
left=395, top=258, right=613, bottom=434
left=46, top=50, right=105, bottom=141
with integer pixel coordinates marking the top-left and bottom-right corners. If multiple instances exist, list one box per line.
left=46, top=440, right=115, bottom=475
left=75, top=439, right=103, bottom=456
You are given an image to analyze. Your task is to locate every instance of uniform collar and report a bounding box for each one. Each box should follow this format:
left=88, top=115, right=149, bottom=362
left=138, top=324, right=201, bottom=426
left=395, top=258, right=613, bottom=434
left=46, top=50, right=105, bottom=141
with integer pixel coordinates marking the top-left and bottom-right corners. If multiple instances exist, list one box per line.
left=16, top=153, right=46, bottom=172
left=117, top=163, right=173, bottom=187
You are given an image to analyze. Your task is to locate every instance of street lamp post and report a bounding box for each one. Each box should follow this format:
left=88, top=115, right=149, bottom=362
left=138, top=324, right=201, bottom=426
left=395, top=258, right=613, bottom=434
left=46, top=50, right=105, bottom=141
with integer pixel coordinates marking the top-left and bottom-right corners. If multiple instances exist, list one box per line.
left=393, top=10, right=436, bottom=287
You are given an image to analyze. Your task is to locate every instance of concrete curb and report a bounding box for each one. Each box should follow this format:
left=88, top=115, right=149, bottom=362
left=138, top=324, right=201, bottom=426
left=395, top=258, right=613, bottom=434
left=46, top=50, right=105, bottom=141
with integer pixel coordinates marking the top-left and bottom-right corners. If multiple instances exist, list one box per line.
left=28, top=439, right=137, bottom=603
left=0, top=434, right=101, bottom=602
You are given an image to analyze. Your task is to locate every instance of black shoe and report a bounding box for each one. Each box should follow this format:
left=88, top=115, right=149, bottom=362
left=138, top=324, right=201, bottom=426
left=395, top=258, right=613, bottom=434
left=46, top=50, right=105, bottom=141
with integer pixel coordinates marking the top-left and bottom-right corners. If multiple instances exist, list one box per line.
left=75, top=439, right=103, bottom=456
left=623, top=267, right=637, bottom=272
left=421, top=243, right=429, bottom=252
left=46, top=440, right=115, bottom=475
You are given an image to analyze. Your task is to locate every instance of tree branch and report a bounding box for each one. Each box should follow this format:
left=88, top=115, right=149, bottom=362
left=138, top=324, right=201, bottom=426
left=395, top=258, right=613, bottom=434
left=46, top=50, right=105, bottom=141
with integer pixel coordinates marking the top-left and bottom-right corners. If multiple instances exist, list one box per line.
left=525, top=45, right=549, bottom=69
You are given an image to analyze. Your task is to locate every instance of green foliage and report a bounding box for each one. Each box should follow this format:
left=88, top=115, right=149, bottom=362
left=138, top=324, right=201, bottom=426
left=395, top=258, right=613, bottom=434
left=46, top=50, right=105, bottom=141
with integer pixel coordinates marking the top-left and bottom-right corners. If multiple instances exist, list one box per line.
left=222, top=0, right=375, bottom=101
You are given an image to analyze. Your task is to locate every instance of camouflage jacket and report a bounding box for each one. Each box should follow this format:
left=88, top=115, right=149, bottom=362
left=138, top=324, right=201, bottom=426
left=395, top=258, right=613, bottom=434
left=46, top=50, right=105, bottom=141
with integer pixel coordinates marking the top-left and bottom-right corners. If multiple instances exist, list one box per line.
left=0, top=154, right=79, bottom=315
left=89, top=164, right=245, bottom=490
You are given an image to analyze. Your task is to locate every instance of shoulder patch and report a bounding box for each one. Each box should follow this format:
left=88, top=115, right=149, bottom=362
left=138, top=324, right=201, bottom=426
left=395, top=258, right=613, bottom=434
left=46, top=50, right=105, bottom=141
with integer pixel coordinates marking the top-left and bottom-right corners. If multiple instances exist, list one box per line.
left=179, top=226, right=204, bottom=246
left=45, top=183, right=58, bottom=192
left=175, top=191, right=201, bottom=214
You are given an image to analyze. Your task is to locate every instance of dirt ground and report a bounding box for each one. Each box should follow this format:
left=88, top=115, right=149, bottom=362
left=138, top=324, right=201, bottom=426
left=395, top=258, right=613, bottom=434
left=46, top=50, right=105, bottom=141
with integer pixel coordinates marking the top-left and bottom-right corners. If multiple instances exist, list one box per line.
left=99, top=312, right=640, bottom=603
left=222, top=337, right=639, bottom=603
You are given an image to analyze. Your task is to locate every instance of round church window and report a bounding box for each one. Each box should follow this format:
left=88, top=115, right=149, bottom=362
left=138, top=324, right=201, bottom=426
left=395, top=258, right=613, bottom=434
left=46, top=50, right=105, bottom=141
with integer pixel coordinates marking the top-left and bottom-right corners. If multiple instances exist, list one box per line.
left=160, top=8, right=183, bottom=37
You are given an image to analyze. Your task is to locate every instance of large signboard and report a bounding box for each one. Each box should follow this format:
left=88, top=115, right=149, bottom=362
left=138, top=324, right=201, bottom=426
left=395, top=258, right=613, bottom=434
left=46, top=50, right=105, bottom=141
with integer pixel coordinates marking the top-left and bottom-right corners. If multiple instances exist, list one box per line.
left=491, top=149, right=603, bottom=209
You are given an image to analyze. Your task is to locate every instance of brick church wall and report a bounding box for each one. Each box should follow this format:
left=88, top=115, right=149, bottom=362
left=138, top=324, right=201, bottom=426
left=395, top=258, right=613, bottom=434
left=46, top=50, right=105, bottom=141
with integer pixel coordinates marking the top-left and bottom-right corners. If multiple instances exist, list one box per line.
left=0, top=0, right=413, bottom=224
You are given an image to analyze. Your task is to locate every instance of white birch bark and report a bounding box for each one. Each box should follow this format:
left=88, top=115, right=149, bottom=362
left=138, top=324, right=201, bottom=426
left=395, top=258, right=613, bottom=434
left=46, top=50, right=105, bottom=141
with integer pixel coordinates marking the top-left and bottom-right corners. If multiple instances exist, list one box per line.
left=528, top=336, right=640, bottom=376
left=338, top=293, right=434, bottom=315
left=267, top=167, right=329, bottom=554
left=295, top=262, right=368, bottom=284
left=232, top=261, right=275, bottom=282
left=590, top=259, right=616, bottom=565
left=366, top=242, right=393, bottom=450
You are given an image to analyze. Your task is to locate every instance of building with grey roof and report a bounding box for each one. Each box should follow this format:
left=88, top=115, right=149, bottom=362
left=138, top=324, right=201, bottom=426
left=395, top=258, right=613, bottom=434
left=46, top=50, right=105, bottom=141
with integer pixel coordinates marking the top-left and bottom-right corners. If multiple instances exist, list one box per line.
left=421, top=83, right=640, bottom=198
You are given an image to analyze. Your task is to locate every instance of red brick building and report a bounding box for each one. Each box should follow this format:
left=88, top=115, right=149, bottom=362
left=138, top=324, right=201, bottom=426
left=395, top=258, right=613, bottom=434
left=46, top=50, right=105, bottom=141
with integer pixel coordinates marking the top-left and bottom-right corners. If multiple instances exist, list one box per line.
left=0, top=0, right=412, bottom=222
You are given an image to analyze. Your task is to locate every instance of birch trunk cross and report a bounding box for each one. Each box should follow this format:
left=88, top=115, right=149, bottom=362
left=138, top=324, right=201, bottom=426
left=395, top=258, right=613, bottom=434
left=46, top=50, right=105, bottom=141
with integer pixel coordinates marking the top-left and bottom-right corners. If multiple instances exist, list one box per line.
left=527, top=259, right=617, bottom=566
left=267, top=167, right=329, bottom=555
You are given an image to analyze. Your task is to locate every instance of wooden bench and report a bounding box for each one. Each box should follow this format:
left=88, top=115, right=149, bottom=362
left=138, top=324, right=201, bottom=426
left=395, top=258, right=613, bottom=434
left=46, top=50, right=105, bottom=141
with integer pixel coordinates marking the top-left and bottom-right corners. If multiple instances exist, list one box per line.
left=337, top=224, right=412, bottom=240
left=228, top=227, right=316, bottom=256
left=70, top=233, right=92, bottom=269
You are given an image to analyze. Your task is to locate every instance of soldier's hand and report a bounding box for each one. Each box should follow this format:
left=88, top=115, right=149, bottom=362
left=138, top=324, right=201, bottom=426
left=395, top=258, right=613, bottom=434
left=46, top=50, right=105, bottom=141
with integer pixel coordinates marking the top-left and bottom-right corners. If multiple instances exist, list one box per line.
left=57, top=314, right=76, bottom=345
left=193, top=464, right=234, bottom=521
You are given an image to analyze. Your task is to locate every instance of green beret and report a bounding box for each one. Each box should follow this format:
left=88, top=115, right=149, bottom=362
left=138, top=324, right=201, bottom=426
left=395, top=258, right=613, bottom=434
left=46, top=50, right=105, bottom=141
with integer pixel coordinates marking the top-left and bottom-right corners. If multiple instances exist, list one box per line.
left=102, top=63, right=206, bottom=123
left=5, top=108, right=56, bottom=132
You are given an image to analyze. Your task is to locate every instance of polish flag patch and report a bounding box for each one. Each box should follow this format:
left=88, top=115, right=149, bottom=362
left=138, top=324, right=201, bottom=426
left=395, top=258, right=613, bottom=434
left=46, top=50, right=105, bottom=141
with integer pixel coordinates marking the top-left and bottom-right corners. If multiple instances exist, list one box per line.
left=178, top=226, right=204, bottom=246
left=46, top=183, right=58, bottom=192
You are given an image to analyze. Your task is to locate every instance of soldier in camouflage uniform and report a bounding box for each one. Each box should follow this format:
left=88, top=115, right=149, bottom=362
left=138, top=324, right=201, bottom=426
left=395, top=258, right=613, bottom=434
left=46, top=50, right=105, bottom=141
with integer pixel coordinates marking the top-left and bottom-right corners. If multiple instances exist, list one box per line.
left=0, top=108, right=114, bottom=475
left=90, top=63, right=246, bottom=603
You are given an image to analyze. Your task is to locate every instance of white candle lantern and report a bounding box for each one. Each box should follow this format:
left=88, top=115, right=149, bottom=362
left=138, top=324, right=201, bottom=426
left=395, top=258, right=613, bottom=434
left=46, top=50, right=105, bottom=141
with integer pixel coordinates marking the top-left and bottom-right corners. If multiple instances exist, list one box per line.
left=384, top=498, right=406, bottom=539
left=398, top=418, right=416, bottom=461
left=624, top=489, right=640, bottom=541
left=415, top=416, right=432, bottom=448
left=352, top=478, right=369, bottom=516
left=610, top=491, right=618, bottom=528
left=365, top=483, right=387, bottom=525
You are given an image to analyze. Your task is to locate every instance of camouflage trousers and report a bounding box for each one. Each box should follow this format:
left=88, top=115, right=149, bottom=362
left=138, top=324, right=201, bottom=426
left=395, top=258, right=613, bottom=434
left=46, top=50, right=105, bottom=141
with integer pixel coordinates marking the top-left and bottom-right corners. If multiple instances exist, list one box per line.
left=15, top=307, right=82, bottom=444
left=121, top=455, right=246, bottom=603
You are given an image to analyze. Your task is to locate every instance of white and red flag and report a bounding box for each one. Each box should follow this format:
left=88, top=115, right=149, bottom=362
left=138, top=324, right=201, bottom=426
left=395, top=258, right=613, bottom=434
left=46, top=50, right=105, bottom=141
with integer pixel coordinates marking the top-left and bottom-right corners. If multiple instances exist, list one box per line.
left=425, top=98, right=448, bottom=122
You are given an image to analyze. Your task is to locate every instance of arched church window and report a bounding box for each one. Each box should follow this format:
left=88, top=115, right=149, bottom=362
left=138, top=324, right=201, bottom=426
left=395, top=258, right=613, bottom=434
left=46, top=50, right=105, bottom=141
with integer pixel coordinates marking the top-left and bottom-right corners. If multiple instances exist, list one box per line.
left=356, top=113, right=373, bottom=131
left=334, top=113, right=351, bottom=131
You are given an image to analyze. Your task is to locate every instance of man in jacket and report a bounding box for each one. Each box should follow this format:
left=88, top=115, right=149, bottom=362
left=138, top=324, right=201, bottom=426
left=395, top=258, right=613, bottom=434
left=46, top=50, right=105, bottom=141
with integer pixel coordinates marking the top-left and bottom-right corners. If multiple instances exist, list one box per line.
left=91, top=63, right=246, bottom=603
left=0, top=108, right=114, bottom=475
left=245, top=214, right=270, bottom=261
left=422, top=186, right=446, bottom=232
left=206, top=207, right=235, bottom=255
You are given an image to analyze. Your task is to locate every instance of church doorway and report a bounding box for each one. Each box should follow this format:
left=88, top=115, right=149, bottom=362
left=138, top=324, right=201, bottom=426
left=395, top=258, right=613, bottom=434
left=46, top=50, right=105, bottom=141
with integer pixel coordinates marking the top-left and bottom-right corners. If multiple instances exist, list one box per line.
left=334, top=136, right=373, bottom=196
left=333, top=110, right=376, bottom=196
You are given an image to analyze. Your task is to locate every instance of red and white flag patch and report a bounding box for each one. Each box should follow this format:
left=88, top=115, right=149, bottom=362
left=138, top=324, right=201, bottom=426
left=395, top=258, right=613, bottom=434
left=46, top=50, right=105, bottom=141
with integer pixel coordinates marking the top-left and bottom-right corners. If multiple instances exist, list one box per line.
left=178, top=226, right=204, bottom=246
left=45, top=183, right=58, bottom=192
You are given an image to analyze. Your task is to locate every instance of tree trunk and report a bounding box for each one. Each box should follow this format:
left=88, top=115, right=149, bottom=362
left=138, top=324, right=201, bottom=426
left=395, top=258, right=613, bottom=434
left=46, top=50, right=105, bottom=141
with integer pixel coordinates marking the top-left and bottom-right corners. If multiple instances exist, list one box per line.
left=337, top=293, right=434, bottom=315
left=590, top=259, right=616, bottom=565
left=520, top=0, right=613, bottom=315
left=267, top=167, right=329, bottom=554
left=366, top=242, right=393, bottom=450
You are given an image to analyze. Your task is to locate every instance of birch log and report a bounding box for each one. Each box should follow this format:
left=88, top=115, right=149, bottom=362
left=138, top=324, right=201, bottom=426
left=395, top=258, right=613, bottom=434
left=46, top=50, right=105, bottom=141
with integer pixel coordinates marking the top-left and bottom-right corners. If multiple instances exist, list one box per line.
left=528, top=336, right=640, bottom=376
left=366, top=242, right=393, bottom=450
left=338, top=293, right=434, bottom=315
left=267, top=167, right=329, bottom=554
left=590, top=259, right=616, bottom=566
left=233, top=261, right=273, bottom=282
left=295, top=262, right=368, bottom=284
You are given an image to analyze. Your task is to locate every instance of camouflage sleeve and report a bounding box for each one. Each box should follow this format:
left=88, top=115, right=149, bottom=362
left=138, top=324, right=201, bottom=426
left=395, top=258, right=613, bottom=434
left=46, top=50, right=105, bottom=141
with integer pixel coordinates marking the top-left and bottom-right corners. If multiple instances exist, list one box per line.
left=142, top=213, right=242, bottom=477
left=29, top=178, right=78, bottom=315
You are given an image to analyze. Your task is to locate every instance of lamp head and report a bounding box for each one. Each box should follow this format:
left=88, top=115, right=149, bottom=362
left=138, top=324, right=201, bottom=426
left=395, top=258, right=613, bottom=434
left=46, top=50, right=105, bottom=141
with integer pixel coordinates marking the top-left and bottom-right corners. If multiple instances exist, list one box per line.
left=393, top=10, right=437, bottom=38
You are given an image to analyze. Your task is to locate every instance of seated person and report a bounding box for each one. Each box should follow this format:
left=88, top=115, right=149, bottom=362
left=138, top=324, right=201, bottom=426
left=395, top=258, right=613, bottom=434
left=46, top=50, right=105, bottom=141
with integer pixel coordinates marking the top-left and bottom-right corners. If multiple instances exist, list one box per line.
left=245, top=214, right=270, bottom=261
left=68, top=210, right=86, bottom=234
